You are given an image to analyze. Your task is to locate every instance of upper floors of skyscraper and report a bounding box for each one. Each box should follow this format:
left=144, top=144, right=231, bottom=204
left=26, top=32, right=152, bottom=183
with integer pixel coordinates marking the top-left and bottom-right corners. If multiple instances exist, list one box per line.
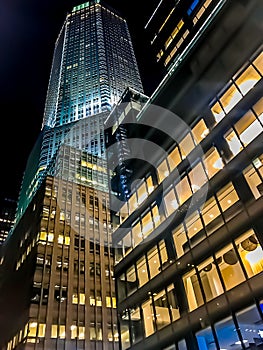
left=42, top=0, right=143, bottom=129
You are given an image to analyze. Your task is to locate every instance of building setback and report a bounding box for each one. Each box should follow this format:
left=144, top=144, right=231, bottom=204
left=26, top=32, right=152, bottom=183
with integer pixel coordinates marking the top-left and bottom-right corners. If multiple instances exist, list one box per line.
left=106, top=1, right=263, bottom=349
left=0, top=1, right=143, bottom=349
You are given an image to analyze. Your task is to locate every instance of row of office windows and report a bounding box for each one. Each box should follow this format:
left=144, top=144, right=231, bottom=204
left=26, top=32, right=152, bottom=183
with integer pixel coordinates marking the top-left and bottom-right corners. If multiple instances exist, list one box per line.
left=156, top=0, right=213, bottom=66
left=119, top=228, right=263, bottom=348
left=26, top=321, right=118, bottom=342
left=162, top=302, right=263, bottom=350
left=115, top=47, right=263, bottom=263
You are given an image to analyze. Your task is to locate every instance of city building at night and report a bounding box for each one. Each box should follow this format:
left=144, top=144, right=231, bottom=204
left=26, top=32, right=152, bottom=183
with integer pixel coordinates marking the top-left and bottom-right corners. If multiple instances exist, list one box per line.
left=0, top=198, right=16, bottom=245
left=0, top=1, right=143, bottom=349
left=106, top=1, right=263, bottom=349
left=16, top=0, right=143, bottom=222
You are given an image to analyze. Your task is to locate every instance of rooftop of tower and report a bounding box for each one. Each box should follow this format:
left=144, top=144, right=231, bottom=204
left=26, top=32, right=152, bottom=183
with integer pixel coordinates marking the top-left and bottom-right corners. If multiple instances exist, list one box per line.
left=72, top=0, right=123, bottom=18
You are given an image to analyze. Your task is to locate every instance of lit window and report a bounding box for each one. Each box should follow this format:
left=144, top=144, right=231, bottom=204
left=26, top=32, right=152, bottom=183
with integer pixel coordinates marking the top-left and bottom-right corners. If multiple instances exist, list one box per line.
left=192, top=119, right=209, bottom=143
left=168, top=146, right=181, bottom=171
left=234, top=110, right=263, bottom=146
left=253, top=51, right=263, bottom=75
left=235, top=65, right=260, bottom=95
left=164, top=188, right=178, bottom=216
left=203, top=147, right=223, bottom=178
left=225, top=129, right=243, bottom=156
left=157, top=159, right=169, bottom=183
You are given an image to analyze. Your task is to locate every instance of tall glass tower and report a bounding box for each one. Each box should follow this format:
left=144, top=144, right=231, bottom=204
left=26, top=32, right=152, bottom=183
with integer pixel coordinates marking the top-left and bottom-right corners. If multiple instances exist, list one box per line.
left=43, top=0, right=143, bottom=128
left=16, top=0, right=143, bottom=221
left=0, top=2, right=144, bottom=349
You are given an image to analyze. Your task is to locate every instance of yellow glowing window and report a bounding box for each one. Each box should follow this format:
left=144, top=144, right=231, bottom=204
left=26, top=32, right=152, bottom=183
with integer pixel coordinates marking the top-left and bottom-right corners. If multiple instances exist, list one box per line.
left=106, top=296, right=112, bottom=307
left=173, top=224, right=187, bottom=258
left=236, top=230, right=263, bottom=277
left=112, top=297, right=116, bottom=308
left=168, top=146, right=181, bottom=171
left=186, top=212, right=203, bottom=239
left=165, top=48, right=176, bottom=66
left=179, top=133, right=195, bottom=158
left=211, top=101, right=226, bottom=123
left=196, top=5, right=205, bottom=19
left=79, top=293, right=85, bottom=305
left=38, top=324, right=46, bottom=338
left=189, top=162, right=207, bottom=192
left=79, top=326, right=85, bottom=340
left=220, top=84, right=242, bottom=114
left=40, top=232, right=47, bottom=241
left=176, top=177, right=192, bottom=205
left=204, top=0, right=212, bottom=8
left=132, top=222, right=142, bottom=247
left=235, top=65, right=260, bottom=95
left=192, top=119, right=209, bottom=143
left=146, top=176, right=154, bottom=194
left=141, top=212, right=153, bottom=238
left=203, top=147, right=223, bottom=179
left=234, top=110, right=262, bottom=146
left=165, top=20, right=184, bottom=49
left=137, top=182, right=147, bottom=205
left=72, top=294, right=78, bottom=304
left=253, top=97, right=263, bottom=119
left=58, top=235, right=64, bottom=244
left=165, top=37, right=173, bottom=50
left=59, top=325, right=65, bottom=339
left=157, top=159, right=169, bottom=182
left=253, top=51, right=263, bottom=75
left=157, top=50, right=164, bottom=61
left=217, top=183, right=239, bottom=212
left=65, top=236, right=70, bottom=245
left=152, top=205, right=160, bottom=226
left=96, top=296, right=102, bottom=307
left=90, top=296, right=96, bottom=306
left=129, top=192, right=138, bottom=213
left=164, top=188, right=178, bottom=216
left=201, top=197, right=221, bottom=226
left=28, top=322, right=37, bottom=337
left=71, top=325, right=77, bottom=339
left=137, top=257, right=148, bottom=287
left=225, top=129, right=243, bottom=157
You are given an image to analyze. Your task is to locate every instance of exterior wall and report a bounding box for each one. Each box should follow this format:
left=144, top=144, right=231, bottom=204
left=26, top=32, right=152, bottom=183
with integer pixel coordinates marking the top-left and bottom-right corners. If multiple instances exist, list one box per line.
left=0, top=176, right=118, bottom=350
left=110, top=1, right=263, bottom=349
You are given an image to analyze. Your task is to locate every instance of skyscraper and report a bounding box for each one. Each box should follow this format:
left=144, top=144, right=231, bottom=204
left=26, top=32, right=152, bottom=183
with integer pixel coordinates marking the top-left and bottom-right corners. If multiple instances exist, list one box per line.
left=16, top=0, right=143, bottom=222
left=0, top=198, right=16, bottom=244
left=107, top=1, right=263, bottom=349
left=0, top=1, right=143, bottom=349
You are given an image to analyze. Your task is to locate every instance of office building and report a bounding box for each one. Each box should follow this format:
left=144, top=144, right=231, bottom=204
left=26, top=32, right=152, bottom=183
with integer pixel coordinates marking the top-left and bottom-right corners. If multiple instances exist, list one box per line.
left=16, top=0, right=143, bottom=221
left=107, top=1, right=263, bottom=349
left=0, top=198, right=16, bottom=244
left=0, top=1, right=143, bottom=349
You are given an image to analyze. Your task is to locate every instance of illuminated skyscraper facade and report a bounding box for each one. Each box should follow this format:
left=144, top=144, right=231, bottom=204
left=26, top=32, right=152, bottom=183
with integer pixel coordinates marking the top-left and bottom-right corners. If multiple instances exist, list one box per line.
left=0, top=1, right=143, bottom=349
left=16, top=0, right=143, bottom=220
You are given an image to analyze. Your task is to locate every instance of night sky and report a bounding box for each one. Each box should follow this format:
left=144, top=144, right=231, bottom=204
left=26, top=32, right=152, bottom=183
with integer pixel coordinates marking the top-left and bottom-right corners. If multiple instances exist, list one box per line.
left=0, top=0, right=162, bottom=202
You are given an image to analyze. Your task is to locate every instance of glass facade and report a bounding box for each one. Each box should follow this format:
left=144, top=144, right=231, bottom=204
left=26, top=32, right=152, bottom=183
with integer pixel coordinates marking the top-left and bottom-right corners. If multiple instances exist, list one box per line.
left=109, top=2, right=263, bottom=349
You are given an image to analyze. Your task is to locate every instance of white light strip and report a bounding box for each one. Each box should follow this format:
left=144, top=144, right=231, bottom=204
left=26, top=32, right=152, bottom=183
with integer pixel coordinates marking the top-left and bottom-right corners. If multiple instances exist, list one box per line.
left=144, top=0, right=165, bottom=29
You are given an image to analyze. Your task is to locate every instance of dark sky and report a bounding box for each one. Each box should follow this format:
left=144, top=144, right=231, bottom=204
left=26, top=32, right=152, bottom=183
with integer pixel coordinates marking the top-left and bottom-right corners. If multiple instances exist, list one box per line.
left=0, top=0, right=162, bottom=202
